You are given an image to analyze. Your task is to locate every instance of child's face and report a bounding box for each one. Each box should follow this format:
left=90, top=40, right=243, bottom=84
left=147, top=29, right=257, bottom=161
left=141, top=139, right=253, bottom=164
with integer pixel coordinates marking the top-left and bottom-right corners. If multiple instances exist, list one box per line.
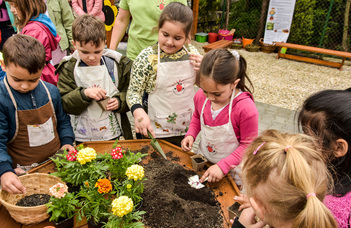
left=200, top=77, right=238, bottom=106
left=73, top=40, right=105, bottom=66
left=2, top=62, right=41, bottom=93
left=9, top=3, right=21, bottom=20
left=158, top=21, right=187, bottom=55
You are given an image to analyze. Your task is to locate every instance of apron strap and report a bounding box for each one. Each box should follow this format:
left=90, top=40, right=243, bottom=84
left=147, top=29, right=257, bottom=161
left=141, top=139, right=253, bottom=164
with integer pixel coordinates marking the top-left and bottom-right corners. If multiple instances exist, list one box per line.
left=4, top=78, right=19, bottom=144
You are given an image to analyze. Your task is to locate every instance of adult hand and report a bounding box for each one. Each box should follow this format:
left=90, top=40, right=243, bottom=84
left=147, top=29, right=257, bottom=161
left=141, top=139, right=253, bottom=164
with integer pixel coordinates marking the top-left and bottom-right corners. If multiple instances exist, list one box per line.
left=189, top=53, right=203, bottom=71
left=61, top=144, right=75, bottom=152
left=133, top=108, right=154, bottom=138
left=181, top=135, right=194, bottom=151
left=1, top=172, right=26, bottom=194
left=84, top=88, right=107, bottom=101
left=200, top=164, right=224, bottom=183
left=106, top=98, right=119, bottom=111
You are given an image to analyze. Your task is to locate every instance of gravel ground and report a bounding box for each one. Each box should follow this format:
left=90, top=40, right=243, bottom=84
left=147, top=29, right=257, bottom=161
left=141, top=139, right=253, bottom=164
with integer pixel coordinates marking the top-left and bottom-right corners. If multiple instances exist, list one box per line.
left=192, top=40, right=351, bottom=111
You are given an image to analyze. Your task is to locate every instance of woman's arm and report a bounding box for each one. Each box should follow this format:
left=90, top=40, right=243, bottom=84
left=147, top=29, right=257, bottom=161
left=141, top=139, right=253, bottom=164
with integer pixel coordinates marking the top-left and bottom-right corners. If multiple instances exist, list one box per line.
left=109, top=8, right=130, bottom=50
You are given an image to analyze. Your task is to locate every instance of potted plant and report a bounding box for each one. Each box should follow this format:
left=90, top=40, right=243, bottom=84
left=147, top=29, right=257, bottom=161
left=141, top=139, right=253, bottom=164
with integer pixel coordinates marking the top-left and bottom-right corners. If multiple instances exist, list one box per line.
left=46, top=183, right=80, bottom=228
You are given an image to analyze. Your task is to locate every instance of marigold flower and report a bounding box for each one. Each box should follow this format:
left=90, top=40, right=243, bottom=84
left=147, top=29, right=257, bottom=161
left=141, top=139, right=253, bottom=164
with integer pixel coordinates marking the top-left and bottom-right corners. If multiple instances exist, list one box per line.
left=111, top=196, right=133, bottom=217
left=49, top=183, right=68, bottom=199
left=95, top=179, right=112, bottom=194
left=84, top=181, right=90, bottom=188
left=77, top=147, right=97, bottom=165
left=125, top=164, right=144, bottom=181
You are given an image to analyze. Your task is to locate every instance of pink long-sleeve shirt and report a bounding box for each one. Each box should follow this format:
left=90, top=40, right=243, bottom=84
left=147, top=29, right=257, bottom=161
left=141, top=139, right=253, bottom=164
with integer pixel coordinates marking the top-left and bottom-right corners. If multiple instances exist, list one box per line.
left=186, top=89, right=259, bottom=175
left=72, top=0, right=105, bottom=22
left=324, top=192, right=351, bottom=228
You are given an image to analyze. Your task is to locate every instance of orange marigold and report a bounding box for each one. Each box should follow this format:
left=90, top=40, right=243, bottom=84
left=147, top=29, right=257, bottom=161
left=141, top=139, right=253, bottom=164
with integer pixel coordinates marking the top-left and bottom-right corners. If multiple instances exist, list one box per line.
left=95, top=179, right=112, bottom=194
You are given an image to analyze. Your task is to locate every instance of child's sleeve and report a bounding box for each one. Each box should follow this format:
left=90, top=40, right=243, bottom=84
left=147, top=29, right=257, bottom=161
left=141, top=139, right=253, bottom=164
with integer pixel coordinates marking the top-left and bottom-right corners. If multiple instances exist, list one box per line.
left=60, top=0, right=74, bottom=50
left=0, top=105, right=15, bottom=177
left=185, top=89, right=203, bottom=139
left=126, top=48, right=153, bottom=114
left=89, top=0, right=104, bottom=16
left=56, top=60, right=93, bottom=115
left=71, top=0, right=85, bottom=16
left=217, top=100, right=259, bottom=175
left=113, top=55, right=132, bottom=113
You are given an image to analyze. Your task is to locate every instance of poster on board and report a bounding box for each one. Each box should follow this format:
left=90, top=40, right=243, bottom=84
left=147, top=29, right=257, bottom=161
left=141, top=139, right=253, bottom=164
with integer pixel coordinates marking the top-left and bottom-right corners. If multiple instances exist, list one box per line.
left=263, top=0, right=296, bottom=44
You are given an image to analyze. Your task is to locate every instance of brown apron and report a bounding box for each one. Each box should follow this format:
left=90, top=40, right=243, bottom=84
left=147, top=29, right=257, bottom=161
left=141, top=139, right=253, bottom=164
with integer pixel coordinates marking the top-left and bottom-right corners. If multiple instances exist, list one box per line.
left=4, top=79, right=61, bottom=169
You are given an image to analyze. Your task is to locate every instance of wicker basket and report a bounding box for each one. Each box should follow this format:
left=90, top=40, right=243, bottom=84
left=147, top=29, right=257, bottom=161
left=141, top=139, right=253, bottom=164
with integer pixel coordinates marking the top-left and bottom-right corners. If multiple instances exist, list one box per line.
left=259, top=38, right=277, bottom=53
left=0, top=173, right=66, bottom=225
left=245, top=44, right=260, bottom=52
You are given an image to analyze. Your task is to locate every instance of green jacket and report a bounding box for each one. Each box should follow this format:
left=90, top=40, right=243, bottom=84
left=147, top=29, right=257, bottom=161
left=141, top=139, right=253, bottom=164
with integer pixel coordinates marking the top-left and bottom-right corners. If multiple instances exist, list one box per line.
left=47, top=0, right=74, bottom=51
left=56, top=49, right=133, bottom=139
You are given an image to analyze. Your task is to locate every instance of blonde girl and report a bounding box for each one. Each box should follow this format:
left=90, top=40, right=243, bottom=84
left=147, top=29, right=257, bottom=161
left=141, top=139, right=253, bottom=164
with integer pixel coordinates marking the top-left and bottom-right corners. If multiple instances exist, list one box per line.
left=181, top=49, right=258, bottom=183
left=234, top=129, right=337, bottom=228
left=126, top=2, right=199, bottom=146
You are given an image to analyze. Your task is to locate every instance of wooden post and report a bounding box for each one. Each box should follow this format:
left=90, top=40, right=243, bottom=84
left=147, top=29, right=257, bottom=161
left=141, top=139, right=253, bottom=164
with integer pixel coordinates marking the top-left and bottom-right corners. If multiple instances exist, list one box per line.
left=191, top=0, right=199, bottom=39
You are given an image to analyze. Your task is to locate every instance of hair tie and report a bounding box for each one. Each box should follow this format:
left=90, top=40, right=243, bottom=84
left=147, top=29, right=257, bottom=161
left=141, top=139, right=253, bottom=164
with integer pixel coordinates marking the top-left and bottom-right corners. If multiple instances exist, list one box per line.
left=284, top=145, right=293, bottom=152
left=253, top=142, right=265, bottom=155
left=306, top=193, right=316, bottom=199
left=230, top=50, right=240, bottom=61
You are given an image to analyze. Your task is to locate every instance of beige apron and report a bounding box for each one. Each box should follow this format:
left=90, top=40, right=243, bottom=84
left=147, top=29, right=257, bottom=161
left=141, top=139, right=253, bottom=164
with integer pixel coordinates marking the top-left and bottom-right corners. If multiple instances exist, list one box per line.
left=148, top=44, right=195, bottom=138
left=4, top=79, right=60, bottom=169
left=198, top=91, right=241, bottom=164
left=72, top=57, right=122, bottom=142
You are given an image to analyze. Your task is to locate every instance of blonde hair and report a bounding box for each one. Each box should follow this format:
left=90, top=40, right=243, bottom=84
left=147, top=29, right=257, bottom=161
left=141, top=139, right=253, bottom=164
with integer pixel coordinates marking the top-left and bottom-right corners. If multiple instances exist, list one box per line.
left=242, top=130, right=337, bottom=228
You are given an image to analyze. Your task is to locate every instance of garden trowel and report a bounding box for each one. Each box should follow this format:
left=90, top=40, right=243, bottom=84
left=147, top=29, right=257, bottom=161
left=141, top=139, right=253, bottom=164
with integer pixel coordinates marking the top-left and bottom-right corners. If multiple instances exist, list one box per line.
left=147, top=130, right=167, bottom=159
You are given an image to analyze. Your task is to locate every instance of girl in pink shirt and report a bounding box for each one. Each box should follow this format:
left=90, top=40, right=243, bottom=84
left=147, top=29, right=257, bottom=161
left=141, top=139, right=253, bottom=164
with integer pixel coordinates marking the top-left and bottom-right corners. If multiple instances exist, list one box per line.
left=181, top=49, right=258, bottom=183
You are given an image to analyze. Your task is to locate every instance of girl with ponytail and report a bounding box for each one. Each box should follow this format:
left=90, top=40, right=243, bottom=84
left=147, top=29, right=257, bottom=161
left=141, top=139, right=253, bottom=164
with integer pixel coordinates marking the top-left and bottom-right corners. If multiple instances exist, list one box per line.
left=232, top=129, right=337, bottom=228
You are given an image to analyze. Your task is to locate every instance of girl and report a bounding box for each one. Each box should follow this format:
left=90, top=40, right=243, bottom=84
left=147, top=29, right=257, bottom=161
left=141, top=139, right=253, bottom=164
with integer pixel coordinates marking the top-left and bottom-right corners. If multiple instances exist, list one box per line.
left=71, top=0, right=105, bottom=22
left=181, top=49, right=258, bottom=183
left=298, top=88, right=351, bottom=228
left=126, top=2, right=199, bottom=146
left=232, top=129, right=337, bottom=228
left=7, top=0, right=60, bottom=86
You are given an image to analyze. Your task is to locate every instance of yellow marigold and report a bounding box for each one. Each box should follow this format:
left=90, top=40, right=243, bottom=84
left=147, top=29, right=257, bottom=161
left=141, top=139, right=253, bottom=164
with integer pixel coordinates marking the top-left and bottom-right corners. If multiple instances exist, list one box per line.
left=125, top=164, right=144, bottom=181
left=111, top=196, right=133, bottom=217
left=95, top=179, right=112, bottom=194
left=77, top=147, right=97, bottom=165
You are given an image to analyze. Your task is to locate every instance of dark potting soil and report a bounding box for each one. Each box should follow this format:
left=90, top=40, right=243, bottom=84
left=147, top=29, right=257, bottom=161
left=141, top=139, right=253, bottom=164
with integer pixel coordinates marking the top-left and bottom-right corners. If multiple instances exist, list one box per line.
left=139, top=149, right=223, bottom=228
left=16, top=193, right=51, bottom=207
left=194, top=157, right=205, bottom=163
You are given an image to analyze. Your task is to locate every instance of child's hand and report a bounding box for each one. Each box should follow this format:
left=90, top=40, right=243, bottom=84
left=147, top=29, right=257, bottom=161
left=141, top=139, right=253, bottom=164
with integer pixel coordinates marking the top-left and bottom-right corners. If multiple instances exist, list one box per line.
left=106, top=98, right=119, bottom=111
left=200, top=164, right=224, bottom=183
left=189, top=53, right=203, bottom=71
left=1, top=171, right=26, bottom=194
left=14, top=167, right=26, bottom=175
left=230, top=207, right=266, bottom=228
left=61, top=144, right=75, bottom=152
left=181, top=135, right=194, bottom=151
left=84, top=88, right=107, bottom=101
left=234, top=194, right=251, bottom=211
left=133, top=108, right=154, bottom=138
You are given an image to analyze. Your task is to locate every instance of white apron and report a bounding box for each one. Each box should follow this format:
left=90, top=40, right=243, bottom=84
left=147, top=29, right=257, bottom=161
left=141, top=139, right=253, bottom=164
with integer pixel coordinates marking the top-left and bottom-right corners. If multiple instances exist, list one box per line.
left=72, top=57, right=122, bottom=142
left=148, top=44, right=195, bottom=138
left=198, top=91, right=241, bottom=164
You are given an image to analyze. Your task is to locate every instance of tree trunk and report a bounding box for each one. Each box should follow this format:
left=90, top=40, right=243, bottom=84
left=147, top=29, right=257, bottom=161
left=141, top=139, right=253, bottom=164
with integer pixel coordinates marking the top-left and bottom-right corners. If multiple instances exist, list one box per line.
left=342, top=0, right=351, bottom=51
left=225, top=0, right=230, bottom=30
left=255, top=0, right=269, bottom=44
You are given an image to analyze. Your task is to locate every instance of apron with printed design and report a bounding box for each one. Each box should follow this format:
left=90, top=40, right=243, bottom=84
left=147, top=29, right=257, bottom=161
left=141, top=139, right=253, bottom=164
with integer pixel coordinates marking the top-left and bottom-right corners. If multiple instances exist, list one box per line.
left=148, top=44, right=195, bottom=138
left=5, top=79, right=61, bottom=168
left=72, top=57, right=122, bottom=142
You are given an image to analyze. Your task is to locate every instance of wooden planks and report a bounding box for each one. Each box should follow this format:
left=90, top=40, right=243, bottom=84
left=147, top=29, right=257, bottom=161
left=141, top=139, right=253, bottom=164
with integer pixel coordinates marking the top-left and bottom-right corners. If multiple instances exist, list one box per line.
left=202, top=40, right=233, bottom=53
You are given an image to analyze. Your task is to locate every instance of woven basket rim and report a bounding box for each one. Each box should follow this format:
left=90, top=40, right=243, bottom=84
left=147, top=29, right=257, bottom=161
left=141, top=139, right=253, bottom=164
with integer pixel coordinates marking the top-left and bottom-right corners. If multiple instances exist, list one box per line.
left=259, top=38, right=275, bottom=47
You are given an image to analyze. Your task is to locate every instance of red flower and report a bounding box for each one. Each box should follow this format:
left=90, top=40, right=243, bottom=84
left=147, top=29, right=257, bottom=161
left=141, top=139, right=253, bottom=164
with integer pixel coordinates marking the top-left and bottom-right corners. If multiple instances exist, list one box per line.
left=111, top=150, right=123, bottom=160
left=66, top=150, right=78, bottom=161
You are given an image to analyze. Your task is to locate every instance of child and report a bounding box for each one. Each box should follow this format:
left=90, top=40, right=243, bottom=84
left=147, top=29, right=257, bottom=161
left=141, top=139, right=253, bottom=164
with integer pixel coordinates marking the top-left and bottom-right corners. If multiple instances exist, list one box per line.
left=181, top=49, right=258, bottom=183
left=7, top=0, right=60, bottom=86
left=71, top=0, right=105, bottom=22
left=127, top=2, right=199, bottom=146
left=0, top=34, right=75, bottom=194
left=232, top=129, right=337, bottom=228
left=57, top=14, right=133, bottom=143
left=298, top=89, right=351, bottom=228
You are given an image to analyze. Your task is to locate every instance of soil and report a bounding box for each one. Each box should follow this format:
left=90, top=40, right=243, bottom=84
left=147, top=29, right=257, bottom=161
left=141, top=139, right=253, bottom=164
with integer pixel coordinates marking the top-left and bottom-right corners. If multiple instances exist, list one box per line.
left=16, top=193, right=51, bottom=207
left=139, top=149, right=223, bottom=228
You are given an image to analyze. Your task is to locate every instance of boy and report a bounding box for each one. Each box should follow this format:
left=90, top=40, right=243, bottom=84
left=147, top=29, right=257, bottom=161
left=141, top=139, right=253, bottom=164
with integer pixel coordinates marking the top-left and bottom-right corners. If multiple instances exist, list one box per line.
left=0, top=34, right=75, bottom=194
left=57, top=14, right=133, bottom=143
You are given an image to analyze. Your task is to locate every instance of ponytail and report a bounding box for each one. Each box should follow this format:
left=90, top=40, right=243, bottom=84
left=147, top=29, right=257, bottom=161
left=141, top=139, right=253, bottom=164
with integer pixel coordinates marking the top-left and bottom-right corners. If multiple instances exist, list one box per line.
left=236, top=56, right=254, bottom=94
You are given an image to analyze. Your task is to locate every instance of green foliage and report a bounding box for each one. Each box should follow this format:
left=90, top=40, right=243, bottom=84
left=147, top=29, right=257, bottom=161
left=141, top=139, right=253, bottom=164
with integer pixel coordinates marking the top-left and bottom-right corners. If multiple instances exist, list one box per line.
left=46, top=192, right=80, bottom=222
left=113, top=178, right=145, bottom=206
left=103, top=210, right=146, bottom=228
left=198, top=0, right=221, bottom=33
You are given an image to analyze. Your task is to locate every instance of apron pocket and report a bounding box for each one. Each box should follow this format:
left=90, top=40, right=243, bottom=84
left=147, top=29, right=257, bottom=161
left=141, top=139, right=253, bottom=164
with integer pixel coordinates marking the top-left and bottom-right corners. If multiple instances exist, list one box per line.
left=27, top=117, right=55, bottom=147
left=154, top=111, right=192, bottom=136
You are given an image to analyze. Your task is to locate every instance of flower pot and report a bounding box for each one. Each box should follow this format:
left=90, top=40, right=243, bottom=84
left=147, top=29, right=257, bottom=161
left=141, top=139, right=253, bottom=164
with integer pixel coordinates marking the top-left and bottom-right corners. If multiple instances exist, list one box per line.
left=245, top=44, right=260, bottom=52
left=88, top=219, right=106, bottom=228
left=218, top=29, right=235, bottom=41
left=191, top=154, right=208, bottom=171
left=195, top=33, right=208, bottom=43
left=231, top=43, right=243, bottom=49
left=208, top=33, right=218, bottom=43
left=227, top=202, right=241, bottom=219
left=53, top=217, right=74, bottom=228
left=242, top=37, right=254, bottom=48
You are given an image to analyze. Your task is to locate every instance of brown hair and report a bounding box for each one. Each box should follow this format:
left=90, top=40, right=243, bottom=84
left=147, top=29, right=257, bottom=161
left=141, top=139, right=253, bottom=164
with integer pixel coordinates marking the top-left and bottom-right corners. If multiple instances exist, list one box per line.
left=197, top=49, right=254, bottom=93
left=6, top=0, right=46, bottom=29
left=2, top=34, right=46, bottom=74
left=72, top=14, right=106, bottom=47
left=158, top=2, right=193, bottom=39
left=242, top=129, right=337, bottom=228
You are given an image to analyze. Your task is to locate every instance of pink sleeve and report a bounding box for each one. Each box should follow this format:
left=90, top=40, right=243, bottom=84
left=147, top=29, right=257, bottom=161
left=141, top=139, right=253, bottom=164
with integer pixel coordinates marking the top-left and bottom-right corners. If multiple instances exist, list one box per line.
left=185, top=90, right=205, bottom=140
left=89, top=0, right=103, bottom=16
left=217, top=98, right=259, bottom=175
left=72, top=0, right=85, bottom=16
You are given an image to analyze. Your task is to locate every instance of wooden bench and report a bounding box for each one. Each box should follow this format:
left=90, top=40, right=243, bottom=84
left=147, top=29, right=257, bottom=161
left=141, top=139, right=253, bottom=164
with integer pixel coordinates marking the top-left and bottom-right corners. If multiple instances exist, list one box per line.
left=275, top=42, right=351, bottom=70
left=202, top=39, right=233, bottom=53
